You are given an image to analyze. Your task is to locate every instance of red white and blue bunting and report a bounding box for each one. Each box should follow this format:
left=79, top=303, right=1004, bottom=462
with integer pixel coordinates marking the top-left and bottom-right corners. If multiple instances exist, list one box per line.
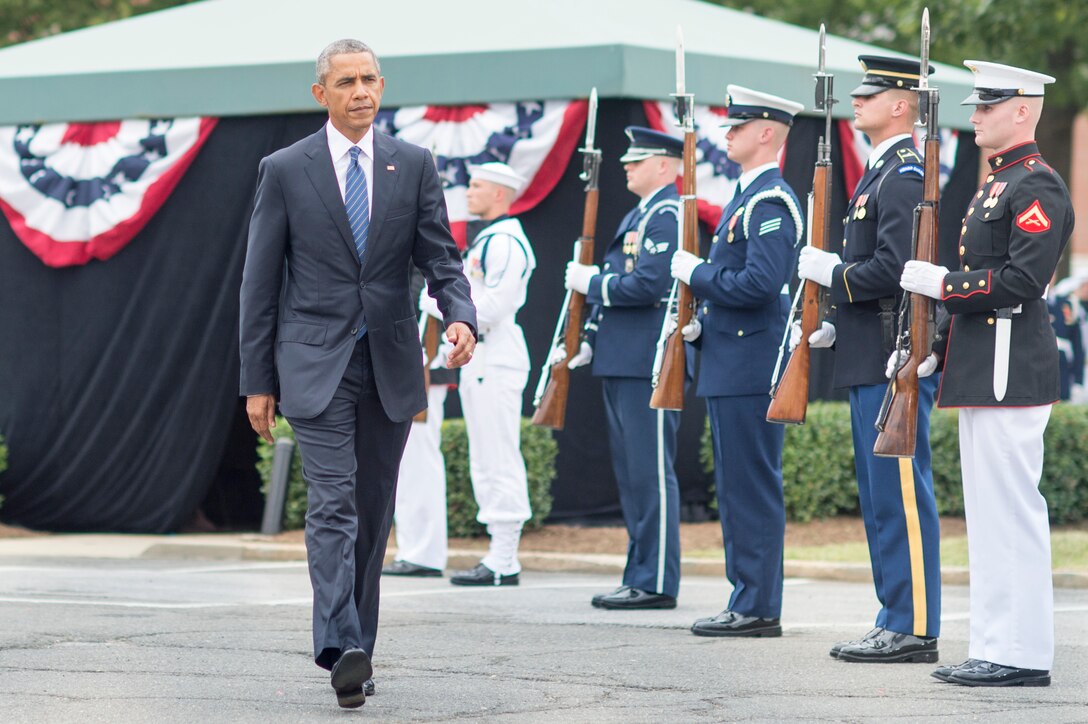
left=0, top=118, right=217, bottom=267
left=375, top=101, right=586, bottom=248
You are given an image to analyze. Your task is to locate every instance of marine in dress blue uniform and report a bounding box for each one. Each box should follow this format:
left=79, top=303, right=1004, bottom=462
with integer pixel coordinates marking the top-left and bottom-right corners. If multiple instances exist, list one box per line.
left=563, top=127, right=683, bottom=609
left=670, top=86, right=804, bottom=637
left=797, top=56, right=942, bottom=663
left=901, top=62, right=1072, bottom=687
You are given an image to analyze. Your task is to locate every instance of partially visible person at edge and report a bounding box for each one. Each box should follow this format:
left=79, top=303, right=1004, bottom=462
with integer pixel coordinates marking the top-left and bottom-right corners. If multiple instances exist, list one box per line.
left=899, top=61, right=1072, bottom=687
left=238, top=39, right=476, bottom=708
left=796, top=56, right=943, bottom=665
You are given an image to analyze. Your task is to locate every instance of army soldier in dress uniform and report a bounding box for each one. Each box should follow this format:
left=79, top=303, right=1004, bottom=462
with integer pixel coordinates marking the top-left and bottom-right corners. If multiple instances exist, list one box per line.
left=796, top=56, right=942, bottom=663
left=670, top=87, right=803, bottom=637
left=424, top=162, right=537, bottom=587
left=563, top=127, right=683, bottom=610
left=899, top=61, right=1072, bottom=687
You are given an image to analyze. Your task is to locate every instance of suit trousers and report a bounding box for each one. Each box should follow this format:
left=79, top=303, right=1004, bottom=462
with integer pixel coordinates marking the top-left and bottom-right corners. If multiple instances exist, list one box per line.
left=602, top=377, right=681, bottom=598
left=707, top=394, right=785, bottom=618
left=960, top=405, right=1054, bottom=670
left=393, top=385, right=449, bottom=570
left=849, top=379, right=941, bottom=638
left=288, top=338, right=412, bottom=670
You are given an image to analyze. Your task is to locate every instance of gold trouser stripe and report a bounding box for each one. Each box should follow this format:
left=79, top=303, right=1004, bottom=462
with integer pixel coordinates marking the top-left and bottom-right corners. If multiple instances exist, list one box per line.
left=898, top=458, right=927, bottom=636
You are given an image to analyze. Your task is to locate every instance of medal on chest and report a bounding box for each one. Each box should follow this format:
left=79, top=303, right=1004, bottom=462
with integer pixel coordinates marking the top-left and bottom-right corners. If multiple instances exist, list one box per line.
left=853, top=194, right=869, bottom=220
left=727, top=207, right=743, bottom=243
left=622, top=230, right=639, bottom=256
left=982, top=182, right=1007, bottom=209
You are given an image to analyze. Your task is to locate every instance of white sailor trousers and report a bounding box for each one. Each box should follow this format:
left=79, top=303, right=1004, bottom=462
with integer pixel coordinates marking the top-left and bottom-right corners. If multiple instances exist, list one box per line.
left=392, top=385, right=449, bottom=569
left=959, top=404, right=1054, bottom=670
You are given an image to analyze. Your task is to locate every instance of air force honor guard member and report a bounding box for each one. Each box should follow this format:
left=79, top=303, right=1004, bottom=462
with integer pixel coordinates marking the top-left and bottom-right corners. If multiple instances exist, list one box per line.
left=441, top=162, right=537, bottom=587
left=796, top=56, right=942, bottom=663
left=563, top=127, right=683, bottom=610
left=900, top=62, right=1072, bottom=687
left=670, top=86, right=803, bottom=637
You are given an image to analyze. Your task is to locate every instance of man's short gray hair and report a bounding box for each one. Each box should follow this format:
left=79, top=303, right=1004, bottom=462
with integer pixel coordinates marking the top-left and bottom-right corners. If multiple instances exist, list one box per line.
left=315, top=39, right=381, bottom=84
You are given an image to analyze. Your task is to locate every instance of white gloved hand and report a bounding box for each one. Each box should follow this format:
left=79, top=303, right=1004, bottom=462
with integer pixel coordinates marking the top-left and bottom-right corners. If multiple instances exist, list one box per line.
left=808, top=321, right=836, bottom=348
left=670, top=249, right=704, bottom=285
left=797, top=246, right=842, bottom=288
left=900, top=260, right=950, bottom=300
left=564, top=262, right=600, bottom=294
left=788, top=321, right=803, bottom=352
left=681, top=319, right=702, bottom=342
left=566, top=341, right=593, bottom=369
left=885, top=350, right=939, bottom=379
left=432, top=340, right=452, bottom=369
left=547, top=344, right=568, bottom=367
left=419, top=287, right=441, bottom=319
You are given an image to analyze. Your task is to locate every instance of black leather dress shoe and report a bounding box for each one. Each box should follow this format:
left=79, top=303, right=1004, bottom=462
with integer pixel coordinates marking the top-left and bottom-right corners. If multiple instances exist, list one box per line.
left=591, top=585, right=630, bottom=608
left=690, top=610, right=782, bottom=638
left=363, top=678, right=375, bottom=697
left=829, top=627, right=884, bottom=658
left=330, top=649, right=372, bottom=709
left=449, top=563, right=519, bottom=587
left=931, top=658, right=982, bottom=682
left=836, top=629, right=937, bottom=663
left=946, top=660, right=1051, bottom=687
left=382, top=560, right=442, bottom=577
left=596, top=587, right=677, bottom=610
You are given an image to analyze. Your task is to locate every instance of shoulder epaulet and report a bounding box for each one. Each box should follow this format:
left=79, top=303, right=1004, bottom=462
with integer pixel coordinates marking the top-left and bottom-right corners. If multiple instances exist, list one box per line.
left=742, top=186, right=804, bottom=245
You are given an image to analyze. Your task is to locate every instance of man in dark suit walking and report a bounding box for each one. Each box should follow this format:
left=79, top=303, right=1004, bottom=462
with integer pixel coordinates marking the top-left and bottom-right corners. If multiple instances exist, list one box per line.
left=239, top=39, right=476, bottom=708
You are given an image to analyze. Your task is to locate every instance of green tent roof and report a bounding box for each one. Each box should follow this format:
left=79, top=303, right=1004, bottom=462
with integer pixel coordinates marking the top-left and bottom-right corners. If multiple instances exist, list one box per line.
left=0, top=0, right=976, bottom=127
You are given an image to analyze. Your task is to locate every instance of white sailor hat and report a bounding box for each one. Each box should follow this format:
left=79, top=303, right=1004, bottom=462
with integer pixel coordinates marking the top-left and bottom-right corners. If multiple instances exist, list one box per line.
left=467, top=162, right=526, bottom=192
left=961, top=60, right=1055, bottom=105
left=722, top=85, right=805, bottom=127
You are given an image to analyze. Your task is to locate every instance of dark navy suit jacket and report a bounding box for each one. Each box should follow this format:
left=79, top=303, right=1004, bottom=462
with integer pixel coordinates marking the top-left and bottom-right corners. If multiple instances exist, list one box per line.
left=239, top=126, right=476, bottom=422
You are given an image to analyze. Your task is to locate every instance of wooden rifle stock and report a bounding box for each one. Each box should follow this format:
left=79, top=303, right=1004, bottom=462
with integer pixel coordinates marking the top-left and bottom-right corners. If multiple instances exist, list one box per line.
left=413, top=314, right=441, bottom=423
left=531, top=188, right=598, bottom=430
left=767, top=163, right=832, bottom=424
left=873, top=135, right=940, bottom=458
left=649, top=131, right=697, bottom=411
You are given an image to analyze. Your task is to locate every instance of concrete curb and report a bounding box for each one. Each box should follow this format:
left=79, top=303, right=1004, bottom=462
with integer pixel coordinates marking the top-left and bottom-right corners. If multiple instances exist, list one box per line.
left=4, top=533, right=1085, bottom=588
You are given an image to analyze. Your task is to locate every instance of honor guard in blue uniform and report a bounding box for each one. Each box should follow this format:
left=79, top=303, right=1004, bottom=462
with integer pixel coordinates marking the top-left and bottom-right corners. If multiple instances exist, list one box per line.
left=901, top=62, right=1072, bottom=687
left=1048, top=277, right=1085, bottom=401
left=670, top=86, right=804, bottom=637
left=797, top=55, right=942, bottom=663
left=562, top=127, right=683, bottom=610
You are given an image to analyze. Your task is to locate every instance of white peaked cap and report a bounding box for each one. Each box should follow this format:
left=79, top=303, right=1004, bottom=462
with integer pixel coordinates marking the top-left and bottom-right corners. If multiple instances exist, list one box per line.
left=961, top=60, right=1056, bottom=105
left=722, top=84, right=805, bottom=126
left=468, top=162, right=526, bottom=192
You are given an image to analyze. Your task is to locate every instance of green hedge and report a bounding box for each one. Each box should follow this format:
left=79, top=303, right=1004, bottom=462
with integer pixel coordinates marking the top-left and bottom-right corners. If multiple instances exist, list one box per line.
left=258, top=417, right=556, bottom=536
left=702, top=402, right=1088, bottom=524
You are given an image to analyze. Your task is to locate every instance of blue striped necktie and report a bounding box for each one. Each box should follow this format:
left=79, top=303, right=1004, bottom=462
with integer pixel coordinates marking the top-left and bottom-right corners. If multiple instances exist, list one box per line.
left=345, top=146, right=369, bottom=262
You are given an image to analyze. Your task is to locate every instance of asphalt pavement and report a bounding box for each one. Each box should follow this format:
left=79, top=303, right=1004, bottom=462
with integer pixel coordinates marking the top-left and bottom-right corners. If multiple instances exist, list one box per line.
left=0, top=536, right=1086, bottom=722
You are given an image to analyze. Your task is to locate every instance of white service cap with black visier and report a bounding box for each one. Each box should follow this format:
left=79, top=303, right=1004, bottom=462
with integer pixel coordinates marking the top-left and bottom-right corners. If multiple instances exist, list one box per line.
left=721, top=85, right=805, bottom=127
left=961, top=60, right=1055, bottom=105
left=468, top=161, right=527, bottom=192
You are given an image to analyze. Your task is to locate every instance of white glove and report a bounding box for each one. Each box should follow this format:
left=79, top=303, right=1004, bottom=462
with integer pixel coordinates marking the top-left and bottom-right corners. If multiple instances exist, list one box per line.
left=789, top=321, right=835, bottom=351
left=681, top=319, right=702, bottom=342
left=566, top=341, right=593, bottom=369
left=419, top=287, right=441, bottom=319
left=432, top=340, right=452, bottom=369
left=900, top=260, right=950, bottom=300
left=547, top=344, right=568, bottom=367
left=564, top=262, right=600, bottom=294
left=885, top=350, right=939, bottom=379
left=797, top=246, right=841, bottom=288
left=670, top=250, right=704, bottom=285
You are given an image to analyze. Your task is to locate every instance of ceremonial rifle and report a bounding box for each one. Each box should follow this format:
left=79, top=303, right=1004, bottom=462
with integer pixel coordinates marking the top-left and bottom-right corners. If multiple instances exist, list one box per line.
left=874, top=8, right=940, bottom=458
left=766, top=24, right=835, bottom=424
left=412, top=310, right=441, bottom=423
left=649, top=26, right=697, bottom=411
left=531, top=88, right=601, bottom=430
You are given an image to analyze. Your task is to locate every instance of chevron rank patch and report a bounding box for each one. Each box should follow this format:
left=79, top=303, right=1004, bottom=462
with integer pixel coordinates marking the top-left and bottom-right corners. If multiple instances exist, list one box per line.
left=643, top=237, right=670, bottom=255
left=758, top=217, right=782, bottom=236
left=1016, top=200, right=1051, bottom=233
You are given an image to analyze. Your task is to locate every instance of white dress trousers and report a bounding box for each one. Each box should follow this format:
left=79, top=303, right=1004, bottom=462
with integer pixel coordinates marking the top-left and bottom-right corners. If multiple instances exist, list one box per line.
left=392, top=384, right=449, bottom=570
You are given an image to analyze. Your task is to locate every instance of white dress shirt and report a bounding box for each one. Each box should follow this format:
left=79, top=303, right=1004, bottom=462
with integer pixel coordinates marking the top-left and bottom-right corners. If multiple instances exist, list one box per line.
left=867, top=133, right=914, bottom=169
left=325, top=120, right=374, bottom=219
left=737, top=161, right=779, bottom=192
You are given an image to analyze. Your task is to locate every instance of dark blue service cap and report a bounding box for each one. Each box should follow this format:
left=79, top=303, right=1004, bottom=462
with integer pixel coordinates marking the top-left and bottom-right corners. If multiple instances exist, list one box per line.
left=619, top=126, right=683, bottom=163
left=852, top=55, right=935, bottom=97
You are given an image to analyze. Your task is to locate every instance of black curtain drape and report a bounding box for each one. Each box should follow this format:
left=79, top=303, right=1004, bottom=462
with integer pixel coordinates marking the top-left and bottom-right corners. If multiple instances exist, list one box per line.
left=0, top=103, right=978, bottom=531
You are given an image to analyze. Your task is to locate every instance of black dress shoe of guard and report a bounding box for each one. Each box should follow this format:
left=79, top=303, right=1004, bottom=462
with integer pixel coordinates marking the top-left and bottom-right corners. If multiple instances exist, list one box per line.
left=829, top=627, right=884, bottom=659
left=836, top=629, right=938, bottom=663
left=690, top=610, right=782, bottom=638
left=931, top=658, right=982, bottom=682
left=946, top=660, right=1051, bottom=687
left=592, top=585, right=631, bottom=608
left=382, top=560, right=443, bottom=577
left=596, top=587, right=677, bottom=610
left=449, top=563, right=519, bottom=587
left=364, top=678, right=375, bottom=697
left=330, top=648, right=373, bottom=709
